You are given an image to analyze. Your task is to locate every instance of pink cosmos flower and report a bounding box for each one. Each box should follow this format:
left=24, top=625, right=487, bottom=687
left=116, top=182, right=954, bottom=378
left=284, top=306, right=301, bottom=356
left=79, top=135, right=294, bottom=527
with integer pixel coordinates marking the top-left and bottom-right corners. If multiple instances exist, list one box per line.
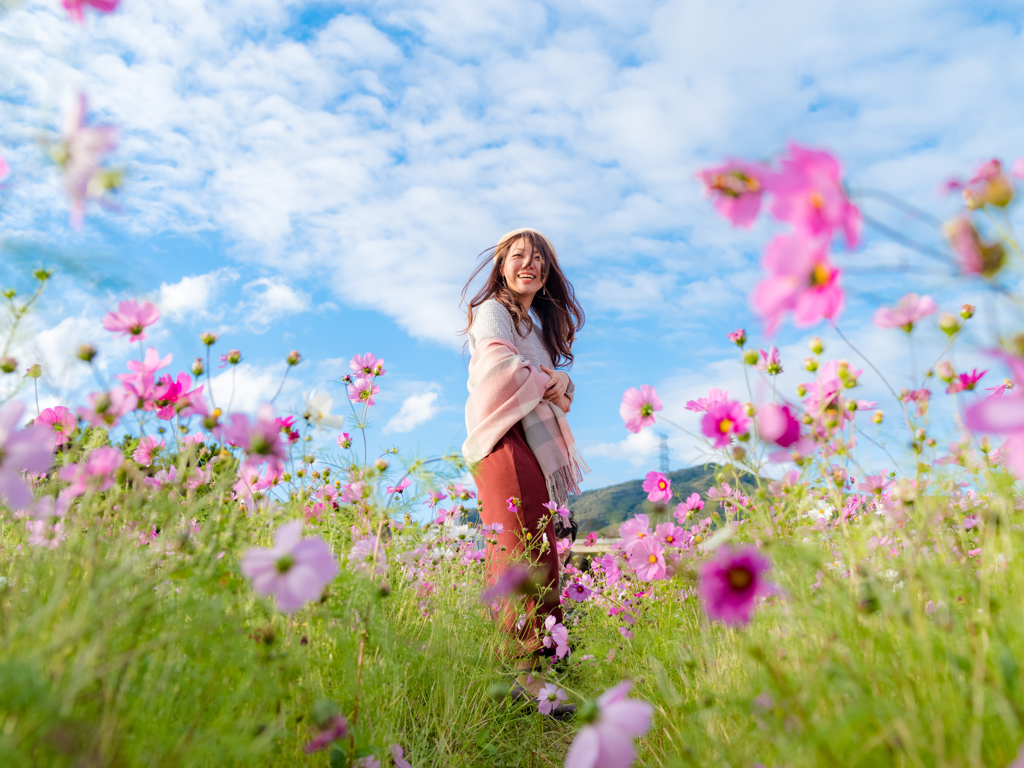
left=62, top=0, right=119, bottom=24
left=58, top=93, right=118, bottom=229
left=564, top=579, right=593, bottom=602
left=132, top=435, right=164, bottom=467
left=985, top=378, right=1013, bottom=398
left=186, top=466, right=212, bottom=490
left=753, top=234, right=844, bottom=335
left=564, top=680, right=653, bottom=768
left=337, top=432, right=352, bottom=449
left=685, top=387, right=728, bottom=413
left=232, top=463, right=280, bottom=505
left=348, top=376, right=380, bottom=406
left=479, top=563, right=533, bottom=603
left=60, top=446, right=122, bottom=498
left=151, top=372, right=206, bottom=419
left=944, top=159, right=1014, bottom=209
left=117, top=348, right=172, bottom=404
left=755, top=347, right=783, bottom=374
left=0, top=154, right=9, bottom=182
left=628, top=537, right=666, bottom=581
left=675, top=492, right=704, bottom=521
left=390, top=745, right=413, bottom=768
left=77, top=389, right=138, bottom=429
left=241, top=520, right=339, bottom=613
left=944, top=216, right=1005, bottom=277
left=37, top=406, right=76, bottom=448
left=221, top=405, right=286, bottom=472
left=26, top=519, right=67, bottom=548
left=349, top=535, right=388, bottom=577
left=873, top=293, right=937, bottom=331
left=350, top=353, right=385, bottom=377
left=768, top=144, right=862, bottom=248
left=655, top=522, right=686, bottom=548
left=387, top=477, right=411, bottom=494
left=756, top=403, right=801, bottom=447
left=701, top=399, right=749, bottom=448
left=538, top=683, right=569, bottom=715
left=618, top=514, right=651, bottom=549
left=696, top=160, right=768, bottom=228
left=947, top=369, right=986, bottom=394
left=584, top=532, right=598, bottom=546
left=642, top=471, right=672, bottom=503
left=30, top=493, right=71, bottom=520
left=303, top=715, right=348, bottom=754
left=102, top=299, right=159, bottom=343
left=482, top=522, right=505, bottom=536
left=619, top=385, right=662, bottom=433
left=964, top=356, right=1024, bottom=475
left=541, top=614, right=571, bottom=659
left=542, top=500, right=571, bottom=519
left=145, top=466, right=178, bottom=489
left=0, top=402, right=54, bottom=509
left=340, top=481, right=367, bottom=504
left=698, top=545, right=773, bottom=625
left=727, top=329, right=746, bottom=347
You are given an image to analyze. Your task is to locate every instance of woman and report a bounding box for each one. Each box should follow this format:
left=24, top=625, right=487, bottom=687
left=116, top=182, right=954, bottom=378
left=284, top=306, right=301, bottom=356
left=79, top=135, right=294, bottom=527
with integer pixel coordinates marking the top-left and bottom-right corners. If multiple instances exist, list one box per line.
left=461, top=228, right=587, bottom=714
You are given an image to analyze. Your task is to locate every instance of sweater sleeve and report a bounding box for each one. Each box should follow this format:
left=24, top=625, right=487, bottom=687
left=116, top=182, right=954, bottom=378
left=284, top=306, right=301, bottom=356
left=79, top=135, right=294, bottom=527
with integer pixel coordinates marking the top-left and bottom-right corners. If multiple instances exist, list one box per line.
left=469, top=300, right=518, bottom=354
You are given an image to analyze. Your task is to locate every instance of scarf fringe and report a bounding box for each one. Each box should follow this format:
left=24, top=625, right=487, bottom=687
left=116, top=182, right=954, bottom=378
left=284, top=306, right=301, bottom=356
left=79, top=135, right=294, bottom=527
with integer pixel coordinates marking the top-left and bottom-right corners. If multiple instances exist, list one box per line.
left=546, top=444, right=590, bottom=507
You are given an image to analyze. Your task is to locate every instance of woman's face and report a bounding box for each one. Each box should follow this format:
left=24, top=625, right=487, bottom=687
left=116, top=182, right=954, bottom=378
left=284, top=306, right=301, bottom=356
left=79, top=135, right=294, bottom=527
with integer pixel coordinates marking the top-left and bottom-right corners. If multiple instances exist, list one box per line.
left=502, top=237, right=546, bottom=303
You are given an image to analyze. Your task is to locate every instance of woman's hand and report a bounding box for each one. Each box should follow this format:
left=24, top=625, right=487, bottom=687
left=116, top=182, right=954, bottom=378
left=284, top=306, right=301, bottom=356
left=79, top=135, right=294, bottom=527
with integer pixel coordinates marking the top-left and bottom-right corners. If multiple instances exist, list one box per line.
left=540, top=366, right=572, bottom=413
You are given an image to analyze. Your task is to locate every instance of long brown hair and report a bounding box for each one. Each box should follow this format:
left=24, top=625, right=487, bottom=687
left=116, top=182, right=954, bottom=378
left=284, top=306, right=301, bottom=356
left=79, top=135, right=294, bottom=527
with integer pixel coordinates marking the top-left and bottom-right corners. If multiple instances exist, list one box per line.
left=460, top=229, right=585, bottom=367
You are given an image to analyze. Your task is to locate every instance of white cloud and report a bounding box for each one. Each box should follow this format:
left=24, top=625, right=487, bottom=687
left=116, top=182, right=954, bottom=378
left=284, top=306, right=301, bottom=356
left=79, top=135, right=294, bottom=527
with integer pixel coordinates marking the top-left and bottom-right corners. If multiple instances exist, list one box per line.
left=241, top=276, right=311, bottom=328
left=206, top=362, right=291, bottom=413
left=587, top=428, right=661, bottom=468
left=384, top=390, right=441, bottom=434
left=158, top=268, right=238, bottom=322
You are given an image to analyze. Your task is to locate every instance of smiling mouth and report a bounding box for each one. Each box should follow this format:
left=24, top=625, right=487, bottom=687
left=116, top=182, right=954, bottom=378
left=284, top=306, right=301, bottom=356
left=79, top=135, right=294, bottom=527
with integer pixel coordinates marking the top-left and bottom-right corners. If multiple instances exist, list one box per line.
left=518, top=273, right=536, bottom=280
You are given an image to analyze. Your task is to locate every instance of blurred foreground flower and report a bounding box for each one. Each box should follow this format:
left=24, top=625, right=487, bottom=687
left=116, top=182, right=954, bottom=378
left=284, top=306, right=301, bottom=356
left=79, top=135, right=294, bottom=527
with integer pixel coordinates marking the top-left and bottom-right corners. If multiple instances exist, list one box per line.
left=36, top=406, right=76, bottom=448
left=241, top=520, right=338, bottom=613
left=0, top=153, right=9, bottom=182
left=303, top=390, right=345, bottom=429
left=52, top=93, right=119, bottom=229
left=753, top=234, right=843, bottom=334
left=943, top=216, right=1005, bottom=277
left=564, top=680, right=653, bottom=768
left=0, top=401, right=54, bottom=509
left=698, top=545, right=773, bottom=626
left=873, top=293, right=937, bottom=332
left=696, top=160, right=767, bottom=227
left=103, top=299, right=160, bottom=343
left=63, top=0, right=120, bottom=24
left=619, top=385, right=661, bottom=433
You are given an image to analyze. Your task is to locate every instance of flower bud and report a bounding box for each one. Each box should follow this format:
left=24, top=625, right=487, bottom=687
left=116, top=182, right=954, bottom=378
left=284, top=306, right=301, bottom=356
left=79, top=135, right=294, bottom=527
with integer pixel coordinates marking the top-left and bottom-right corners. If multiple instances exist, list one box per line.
left=914, top=428, right=926, bottom=442
left=938, top=313, right=960, bottom=337
left=803, top=357, right=818, bottom=372
left=374, top=458, right=389, bottom=472
left=935, top=361, right=955, bottom=382
left=837, top=361, right=849, bottom=379
left=303, top=454, right=316, bottom=465
left=960, top=303, right=975, bottom=320
left=728, top=329, right=746, bottom=347
left=796, top=384, right=807, bottom=397
left=743, top=402, right=756, bottom=417
left=226, top=349, right=241, bottom=365
left=925, top=437, right=936, bottom=447
left=843, top=376, right=858, bottom=389
left=845, top=400, right=858, bottom=412
left=800, top=413, right=813, bottom=425
left=296, top=469, right=305, bottom=478
left=287, top=350, right=301, bottom=366
left=872, top=410, right=883, bottom=424
left=809, top=337, right=824, bottom=355
left=0, top=357, right=17, bottom=374
left=731, top=446, right=746, bottom=461
left=23, top=363, right=41, bottom=379
left=77, top=343, right=96, bottom=363
left=743, top=349, right=759, bottom=366
left=201, top=332, right=218, bottom=346
left=192, top=357, right=204, bottom=376
left=33, top=269, right=52, bottom=282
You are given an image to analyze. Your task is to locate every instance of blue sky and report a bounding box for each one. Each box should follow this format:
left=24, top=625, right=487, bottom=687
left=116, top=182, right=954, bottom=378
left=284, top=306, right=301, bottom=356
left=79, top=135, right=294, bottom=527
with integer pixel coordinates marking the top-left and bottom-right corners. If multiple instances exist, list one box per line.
left=1, top=0, right=1023, bottom=493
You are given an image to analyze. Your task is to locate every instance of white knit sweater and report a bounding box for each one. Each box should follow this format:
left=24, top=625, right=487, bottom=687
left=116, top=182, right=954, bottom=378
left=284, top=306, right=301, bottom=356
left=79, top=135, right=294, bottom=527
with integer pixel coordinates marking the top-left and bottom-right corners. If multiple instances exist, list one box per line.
left=468, top=299, right=574, bottom=397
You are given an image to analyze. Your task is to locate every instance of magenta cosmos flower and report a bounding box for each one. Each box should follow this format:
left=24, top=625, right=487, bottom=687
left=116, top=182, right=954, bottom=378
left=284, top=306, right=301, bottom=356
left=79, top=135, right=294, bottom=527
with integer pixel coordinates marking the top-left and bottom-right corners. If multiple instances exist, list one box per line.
left=0, top=401, right=54, bottom=509
left=769, top=143, right=862, bottom=249
left=752, top=234, right=844, bottom=335
left=62, top=0, right=119, bottom=24
left=701, top=399, right=749, bottom=448
left=132, top=435, right=164, bottom=467
left=103, top=299, right=160, bottom=343
left=756, top=403, right=801, bottom=447
left=37, top=406, right=76, bottom=448
left=60, top=446, right=122, bottom=498
left=222, top=405, right=287, bottom=472
left=642, top=471, right=672, bottom=503
left=696, top=160, right=769, bottom=228
left=564, top=680, right=653, bottom=768
left=619, top=385, right=662, bottom=433
left=57, top=93, right=118, bottom=229
left=755, top=347, right=783, bottom=374
left=627, top=537, right=666, bottom=582
left=241, top=520, right=339, bottom=613
left=698, top=545, right=773, bottom=625
left=151, top=372, right=206, bottom=419
left=873, top=293, right=937, bottom=332
left=350, top=353, right=385, bottom=377
left=77, top=389, right=137, bottom=429
left=948, top=369, right=987, bottom=394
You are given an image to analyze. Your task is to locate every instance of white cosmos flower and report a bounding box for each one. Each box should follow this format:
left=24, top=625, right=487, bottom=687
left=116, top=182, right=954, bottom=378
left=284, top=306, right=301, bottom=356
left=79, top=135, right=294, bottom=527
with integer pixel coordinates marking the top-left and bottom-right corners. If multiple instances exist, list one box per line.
left=303, top=390, right=345, bottom=429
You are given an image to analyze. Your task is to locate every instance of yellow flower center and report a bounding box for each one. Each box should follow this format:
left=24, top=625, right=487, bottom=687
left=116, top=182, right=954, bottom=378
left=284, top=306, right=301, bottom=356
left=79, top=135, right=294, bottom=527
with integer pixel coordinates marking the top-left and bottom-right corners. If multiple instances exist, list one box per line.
left=727, top=567, right=753, bottom=590
left=809, top=190, right=825, bottom=210
left=718, top=418, right=733, bottom=434
left=810, top=263, right=832, bottom=287
left=658, top=481, right=667, bottom=490
left=648, top=554, right=658, bottom=564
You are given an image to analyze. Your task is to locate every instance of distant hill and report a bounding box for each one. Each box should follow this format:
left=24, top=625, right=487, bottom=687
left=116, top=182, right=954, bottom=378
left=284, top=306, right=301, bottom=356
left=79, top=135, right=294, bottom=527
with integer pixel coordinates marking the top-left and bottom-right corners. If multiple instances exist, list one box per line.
left=569, top=464, right=754, bottom=535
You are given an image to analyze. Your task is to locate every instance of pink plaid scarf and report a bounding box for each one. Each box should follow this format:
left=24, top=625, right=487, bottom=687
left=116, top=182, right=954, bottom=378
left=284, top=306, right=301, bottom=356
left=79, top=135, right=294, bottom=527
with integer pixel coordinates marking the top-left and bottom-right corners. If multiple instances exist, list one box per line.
left=463, top=338, right=588, bottom=505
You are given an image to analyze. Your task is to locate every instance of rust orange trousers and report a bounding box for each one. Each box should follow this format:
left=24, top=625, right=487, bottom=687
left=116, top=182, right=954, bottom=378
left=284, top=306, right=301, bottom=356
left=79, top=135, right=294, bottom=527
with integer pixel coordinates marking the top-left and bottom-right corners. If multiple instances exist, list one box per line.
left=474, top=421, right=563, bottom=657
